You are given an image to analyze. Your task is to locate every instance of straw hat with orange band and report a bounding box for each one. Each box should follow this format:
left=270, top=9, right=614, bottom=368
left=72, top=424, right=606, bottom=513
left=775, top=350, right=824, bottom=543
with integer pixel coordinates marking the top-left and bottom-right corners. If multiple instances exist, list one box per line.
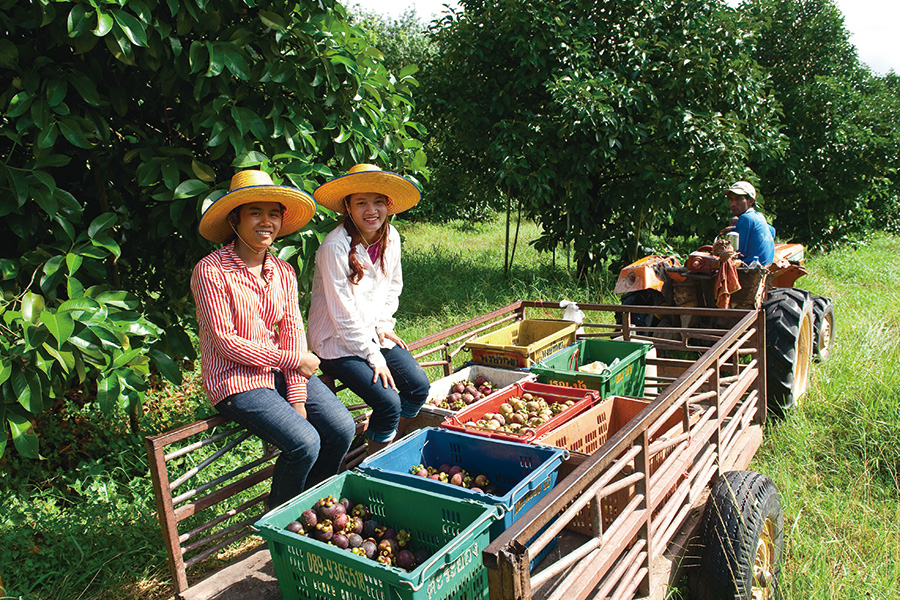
left=199, top=170, right=317, bottom=243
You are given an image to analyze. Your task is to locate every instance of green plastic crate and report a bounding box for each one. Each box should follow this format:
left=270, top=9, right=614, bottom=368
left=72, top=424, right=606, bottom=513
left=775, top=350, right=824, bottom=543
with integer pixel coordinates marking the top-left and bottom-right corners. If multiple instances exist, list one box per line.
left=530, top=339, right=650, bottom=398
left=254, top=471, right=502, bottom=600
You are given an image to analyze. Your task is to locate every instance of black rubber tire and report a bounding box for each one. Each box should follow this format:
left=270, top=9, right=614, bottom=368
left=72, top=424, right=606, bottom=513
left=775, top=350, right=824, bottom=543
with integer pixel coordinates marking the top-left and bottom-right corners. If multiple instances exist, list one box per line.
left=690, top=471, right=784, bottom=600
left=617, top=289, right=665, bottom=328
left=763, top=288, right=814, bottom=417
left=811, top=296, right=835, bottom=361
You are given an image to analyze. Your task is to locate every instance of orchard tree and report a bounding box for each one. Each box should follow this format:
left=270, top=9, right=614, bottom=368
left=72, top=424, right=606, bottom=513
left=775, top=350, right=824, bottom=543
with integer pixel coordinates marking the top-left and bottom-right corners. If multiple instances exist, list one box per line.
left=742, top=0, right=900, bottom=246
left=0, top=0, right=425, bottom=458
left=422, top=0, right=784, bottom=274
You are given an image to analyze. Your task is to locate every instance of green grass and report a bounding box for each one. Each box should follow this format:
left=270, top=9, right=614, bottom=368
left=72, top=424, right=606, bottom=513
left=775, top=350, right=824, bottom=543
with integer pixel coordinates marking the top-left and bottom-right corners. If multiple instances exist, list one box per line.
left=752, top=233, right=900, bottom=599
left=1, top=216, right=899, bottom=599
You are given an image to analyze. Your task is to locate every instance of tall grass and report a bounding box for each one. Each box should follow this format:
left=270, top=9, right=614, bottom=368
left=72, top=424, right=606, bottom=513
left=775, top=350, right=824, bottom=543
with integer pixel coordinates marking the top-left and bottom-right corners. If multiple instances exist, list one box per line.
left=1, top=216, right=898, bottom=599
left=753, top=234, right=900, bottom=599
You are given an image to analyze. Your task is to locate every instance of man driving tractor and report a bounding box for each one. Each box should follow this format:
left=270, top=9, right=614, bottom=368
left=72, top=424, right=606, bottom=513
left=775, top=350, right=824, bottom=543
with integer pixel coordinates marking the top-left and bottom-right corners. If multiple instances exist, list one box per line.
left=720, top=180, right=775, bottom=265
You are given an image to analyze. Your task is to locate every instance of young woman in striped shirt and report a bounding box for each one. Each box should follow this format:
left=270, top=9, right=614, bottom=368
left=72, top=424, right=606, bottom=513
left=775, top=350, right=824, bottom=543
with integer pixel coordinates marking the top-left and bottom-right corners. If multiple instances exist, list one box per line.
left=191, top=170, right=355, bottom=509
left=308, top=164, right=430, bottom=455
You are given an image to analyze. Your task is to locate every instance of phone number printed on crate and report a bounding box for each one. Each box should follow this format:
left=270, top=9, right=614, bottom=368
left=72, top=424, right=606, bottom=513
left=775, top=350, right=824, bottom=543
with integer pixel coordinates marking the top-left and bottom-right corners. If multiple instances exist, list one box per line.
left=305, top=552, right=367, bottom=592
left=426, top=542, right=480, bottom=599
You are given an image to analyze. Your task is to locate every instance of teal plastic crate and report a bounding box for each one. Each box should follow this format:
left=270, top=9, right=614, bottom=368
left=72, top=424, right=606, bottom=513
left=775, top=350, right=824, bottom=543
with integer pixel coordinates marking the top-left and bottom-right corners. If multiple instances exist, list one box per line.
left=254, top=471, right=502, bottom=600
left=530, top=339, right=650, bottom=398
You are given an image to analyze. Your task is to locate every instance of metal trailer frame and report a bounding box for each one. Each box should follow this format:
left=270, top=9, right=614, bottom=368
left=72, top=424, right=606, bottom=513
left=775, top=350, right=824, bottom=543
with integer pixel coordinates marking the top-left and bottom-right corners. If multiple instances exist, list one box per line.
left=145, top=300, right=766, bottom=599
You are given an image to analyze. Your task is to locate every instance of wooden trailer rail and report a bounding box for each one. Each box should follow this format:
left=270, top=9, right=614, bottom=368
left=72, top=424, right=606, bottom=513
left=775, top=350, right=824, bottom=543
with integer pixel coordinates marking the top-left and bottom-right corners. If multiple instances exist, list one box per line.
left=482, top=305, right=767, bottom=600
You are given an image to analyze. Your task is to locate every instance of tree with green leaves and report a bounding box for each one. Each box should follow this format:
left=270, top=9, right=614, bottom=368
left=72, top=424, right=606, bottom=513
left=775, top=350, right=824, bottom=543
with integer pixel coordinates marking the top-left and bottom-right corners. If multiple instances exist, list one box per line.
left=0, top=0, right=425, bottom=458
left=421, top=0, right=785, bottom=275
left=742, top=0, right=900, bottom=247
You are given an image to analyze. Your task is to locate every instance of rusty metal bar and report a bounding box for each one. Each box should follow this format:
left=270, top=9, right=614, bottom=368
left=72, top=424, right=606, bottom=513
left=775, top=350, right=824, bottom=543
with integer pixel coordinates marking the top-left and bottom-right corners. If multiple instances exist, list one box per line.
left=164, top=425, right=244, bottom=461
left=169, top=430, right=254, bottom=491
left=179, top=492, right=266, bottom=544
left=172, top=452, right=274, bottom=506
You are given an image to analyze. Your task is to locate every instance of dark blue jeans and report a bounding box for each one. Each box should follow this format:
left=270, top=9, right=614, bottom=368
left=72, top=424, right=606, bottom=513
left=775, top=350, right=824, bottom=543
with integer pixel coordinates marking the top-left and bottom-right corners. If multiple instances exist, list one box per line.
left=319, top=345, right=430, bottom=443
left=215, top=373, right=355, bottom=509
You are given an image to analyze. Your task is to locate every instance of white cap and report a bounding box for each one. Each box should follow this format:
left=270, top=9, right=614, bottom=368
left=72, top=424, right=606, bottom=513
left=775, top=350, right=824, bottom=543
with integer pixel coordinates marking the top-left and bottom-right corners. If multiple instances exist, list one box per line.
left=724, top=181, right=756, bottom=200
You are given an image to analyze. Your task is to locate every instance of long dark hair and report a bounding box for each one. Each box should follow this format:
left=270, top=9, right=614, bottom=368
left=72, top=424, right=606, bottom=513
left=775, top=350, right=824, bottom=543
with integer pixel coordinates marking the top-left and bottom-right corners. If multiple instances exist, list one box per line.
left=342, top=195, right=390, bottom=284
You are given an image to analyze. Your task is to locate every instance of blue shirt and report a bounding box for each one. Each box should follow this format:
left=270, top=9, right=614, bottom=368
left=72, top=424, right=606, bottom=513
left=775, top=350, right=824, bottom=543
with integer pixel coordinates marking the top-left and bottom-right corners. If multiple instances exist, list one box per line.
left=735, top=209, right=775, bottom=265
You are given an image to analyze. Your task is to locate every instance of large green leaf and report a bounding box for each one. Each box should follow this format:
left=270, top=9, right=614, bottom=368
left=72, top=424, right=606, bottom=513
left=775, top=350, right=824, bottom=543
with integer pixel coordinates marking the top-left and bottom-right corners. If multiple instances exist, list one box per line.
left=12, top=369, right=36, bottom=413
left=90, top=232, right=121, bottom=259
left=41, top=310, right=75, bottom=347
left=8, top=410, right=39, bottom=459
left=42, top=343, right=74, bottom=374
left=174, top=179, right=209, bottom=199
left=96, top=373, right=121, bottom=414
left=0, top=39, right=18, bottom=69
left=112, top=9, right=148, bottom=47
left=0, top=358, right=9, bottom=386
left=21, top=292, right=45, bottom=323
left=88, top=212, right=117, bottom=237
left=148, top=348, right=183, bottom=384
left=94, top=290, right=140, bottom=310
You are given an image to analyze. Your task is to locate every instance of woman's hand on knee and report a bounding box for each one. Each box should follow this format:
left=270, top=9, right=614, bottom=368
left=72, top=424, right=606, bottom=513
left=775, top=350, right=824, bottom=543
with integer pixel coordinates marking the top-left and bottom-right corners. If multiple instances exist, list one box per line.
left=379, top=330, right=408, bottom=350
left=298, top=352, right=321, bottom=378
left=292, top=402, right=307, bottom=419
left=372, top=365, right=398, bottom=390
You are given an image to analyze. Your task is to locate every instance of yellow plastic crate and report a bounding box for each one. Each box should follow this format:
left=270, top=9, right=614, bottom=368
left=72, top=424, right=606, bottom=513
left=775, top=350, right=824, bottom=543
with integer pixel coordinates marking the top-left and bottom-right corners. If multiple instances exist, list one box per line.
left=464, top=320, right=577, bottom=368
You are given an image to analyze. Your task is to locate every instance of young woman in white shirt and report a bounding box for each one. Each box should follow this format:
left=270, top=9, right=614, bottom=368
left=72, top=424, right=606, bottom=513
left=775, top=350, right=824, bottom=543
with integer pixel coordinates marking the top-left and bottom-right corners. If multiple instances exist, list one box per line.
left=307, top=164, right=430, bottom=454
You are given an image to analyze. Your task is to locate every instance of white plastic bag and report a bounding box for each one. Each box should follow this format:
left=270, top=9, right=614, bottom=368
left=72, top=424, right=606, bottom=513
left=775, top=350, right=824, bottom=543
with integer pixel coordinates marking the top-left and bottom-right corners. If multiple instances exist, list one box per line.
left=559, top=300, right=585, bottom=335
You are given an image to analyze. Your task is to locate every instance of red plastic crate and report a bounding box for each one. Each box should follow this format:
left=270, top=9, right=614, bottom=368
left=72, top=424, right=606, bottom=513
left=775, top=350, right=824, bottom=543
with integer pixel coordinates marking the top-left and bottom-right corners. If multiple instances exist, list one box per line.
left=440, top=381, right=598, bottom=443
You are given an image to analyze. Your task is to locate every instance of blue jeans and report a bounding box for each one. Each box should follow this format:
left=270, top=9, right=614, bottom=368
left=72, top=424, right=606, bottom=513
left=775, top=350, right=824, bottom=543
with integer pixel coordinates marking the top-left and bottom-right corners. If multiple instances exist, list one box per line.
left=215, top=373, right=355, bottom=509
left=319, top=345, right=430, bottom=443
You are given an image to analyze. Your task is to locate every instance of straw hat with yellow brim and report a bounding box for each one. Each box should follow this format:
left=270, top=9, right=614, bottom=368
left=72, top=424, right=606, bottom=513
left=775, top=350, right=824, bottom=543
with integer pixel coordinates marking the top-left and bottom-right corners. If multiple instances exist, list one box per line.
left=313, top=163, right=421, bottom=215
left=199, top=170, right=317, bottom=243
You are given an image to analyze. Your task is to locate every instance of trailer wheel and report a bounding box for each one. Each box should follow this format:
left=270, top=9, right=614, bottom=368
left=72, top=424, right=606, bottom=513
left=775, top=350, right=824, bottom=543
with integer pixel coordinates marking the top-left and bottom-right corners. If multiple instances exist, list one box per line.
left=811, top=296, right=835, bottom=361
left=690, top=471, right=784, bottom=600
left=617, top=289, right=664, bottom=329
left=763, top=288, right=813, bottom=417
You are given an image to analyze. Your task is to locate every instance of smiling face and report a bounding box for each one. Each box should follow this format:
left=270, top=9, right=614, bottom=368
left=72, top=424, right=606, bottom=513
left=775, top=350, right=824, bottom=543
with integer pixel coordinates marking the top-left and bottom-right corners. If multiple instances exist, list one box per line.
left=232, top=201, right=283, bottom=252
left=346, top=192, right=389, bottom=243
left=726, top=191, right=752, bottom=217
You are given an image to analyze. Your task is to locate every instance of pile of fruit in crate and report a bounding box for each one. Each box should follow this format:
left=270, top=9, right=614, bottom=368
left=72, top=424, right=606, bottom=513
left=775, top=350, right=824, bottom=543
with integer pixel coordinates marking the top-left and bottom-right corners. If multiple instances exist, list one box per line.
left=463, top=393, right=575, bottom=434
left=409, top=462, right=497, bottom=494
left=284, top=494, right=431, bottom=571
left=429, top=375, right=495, bottom=411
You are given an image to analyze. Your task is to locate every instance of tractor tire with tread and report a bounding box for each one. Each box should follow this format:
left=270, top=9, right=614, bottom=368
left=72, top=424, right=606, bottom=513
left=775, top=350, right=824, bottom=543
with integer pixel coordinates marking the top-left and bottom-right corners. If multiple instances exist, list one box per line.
left=690, top=470, right=784, bottom=600
left=763, top=288, right=814, bottom=417
left=811, top=296, right=835, bottom=361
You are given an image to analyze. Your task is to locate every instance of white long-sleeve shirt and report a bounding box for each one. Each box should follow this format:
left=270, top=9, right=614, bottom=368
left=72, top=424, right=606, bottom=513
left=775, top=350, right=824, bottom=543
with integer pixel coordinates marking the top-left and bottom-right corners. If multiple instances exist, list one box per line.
left=307, top=223, right=402, bottom=369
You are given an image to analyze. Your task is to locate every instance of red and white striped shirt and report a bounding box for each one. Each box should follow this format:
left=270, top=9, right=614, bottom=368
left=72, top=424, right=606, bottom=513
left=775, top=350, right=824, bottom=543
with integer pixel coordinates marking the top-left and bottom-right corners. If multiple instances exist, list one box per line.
left=190, top=242, right=308, bottom=405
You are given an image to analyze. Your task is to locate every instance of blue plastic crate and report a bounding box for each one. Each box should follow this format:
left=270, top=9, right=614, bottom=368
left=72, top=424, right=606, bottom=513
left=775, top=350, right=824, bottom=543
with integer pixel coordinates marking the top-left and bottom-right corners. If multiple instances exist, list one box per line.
left=358, top=427, right=568, bottom=534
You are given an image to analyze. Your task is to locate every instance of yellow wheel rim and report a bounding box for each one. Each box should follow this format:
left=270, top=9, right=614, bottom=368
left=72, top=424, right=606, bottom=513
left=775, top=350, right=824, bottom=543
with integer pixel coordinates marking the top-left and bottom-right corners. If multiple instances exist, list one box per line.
left=752, top=517, right=777, bottom=600
left=794, top=311, right=813, bottom=405
left=818, top=314, right=834, bottom=359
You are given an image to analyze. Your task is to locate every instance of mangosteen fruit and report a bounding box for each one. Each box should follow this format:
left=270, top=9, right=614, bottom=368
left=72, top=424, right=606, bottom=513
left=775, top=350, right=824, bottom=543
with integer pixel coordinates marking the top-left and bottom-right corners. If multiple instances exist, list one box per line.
left=395, top=549, right=417, bottom=572
left=448, top=465, right=463, bottom=477
left=474, top=474, right=490, bottom=488
left=348, top=533, right=363, bottom=548
left=351, top=503, right=370, bottom=520
left=286, top=521, right=304, bottom=534
left=474, top=375, right=488, bottom=387
left=319, top=500, right=346, bottom=521
left=332, top=513, right=349, bottom=532
left=461, top=393, right=475, bottom=404
left=451, top=382, right=466, bottom=394
left=450, top=472, right=464, bottom=486
left=378, top=537, right=399, bottom=555
left=361, top=519, right=379, bottom=538
left=361, top=539, right=378, bottom=559
left=313, top=521, right=333, bottom=543
left=300, top=509, right=318, bottom=529
left=347, top=516, right=363, bottom=535
left=331, top=533, right=349, bottom=550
